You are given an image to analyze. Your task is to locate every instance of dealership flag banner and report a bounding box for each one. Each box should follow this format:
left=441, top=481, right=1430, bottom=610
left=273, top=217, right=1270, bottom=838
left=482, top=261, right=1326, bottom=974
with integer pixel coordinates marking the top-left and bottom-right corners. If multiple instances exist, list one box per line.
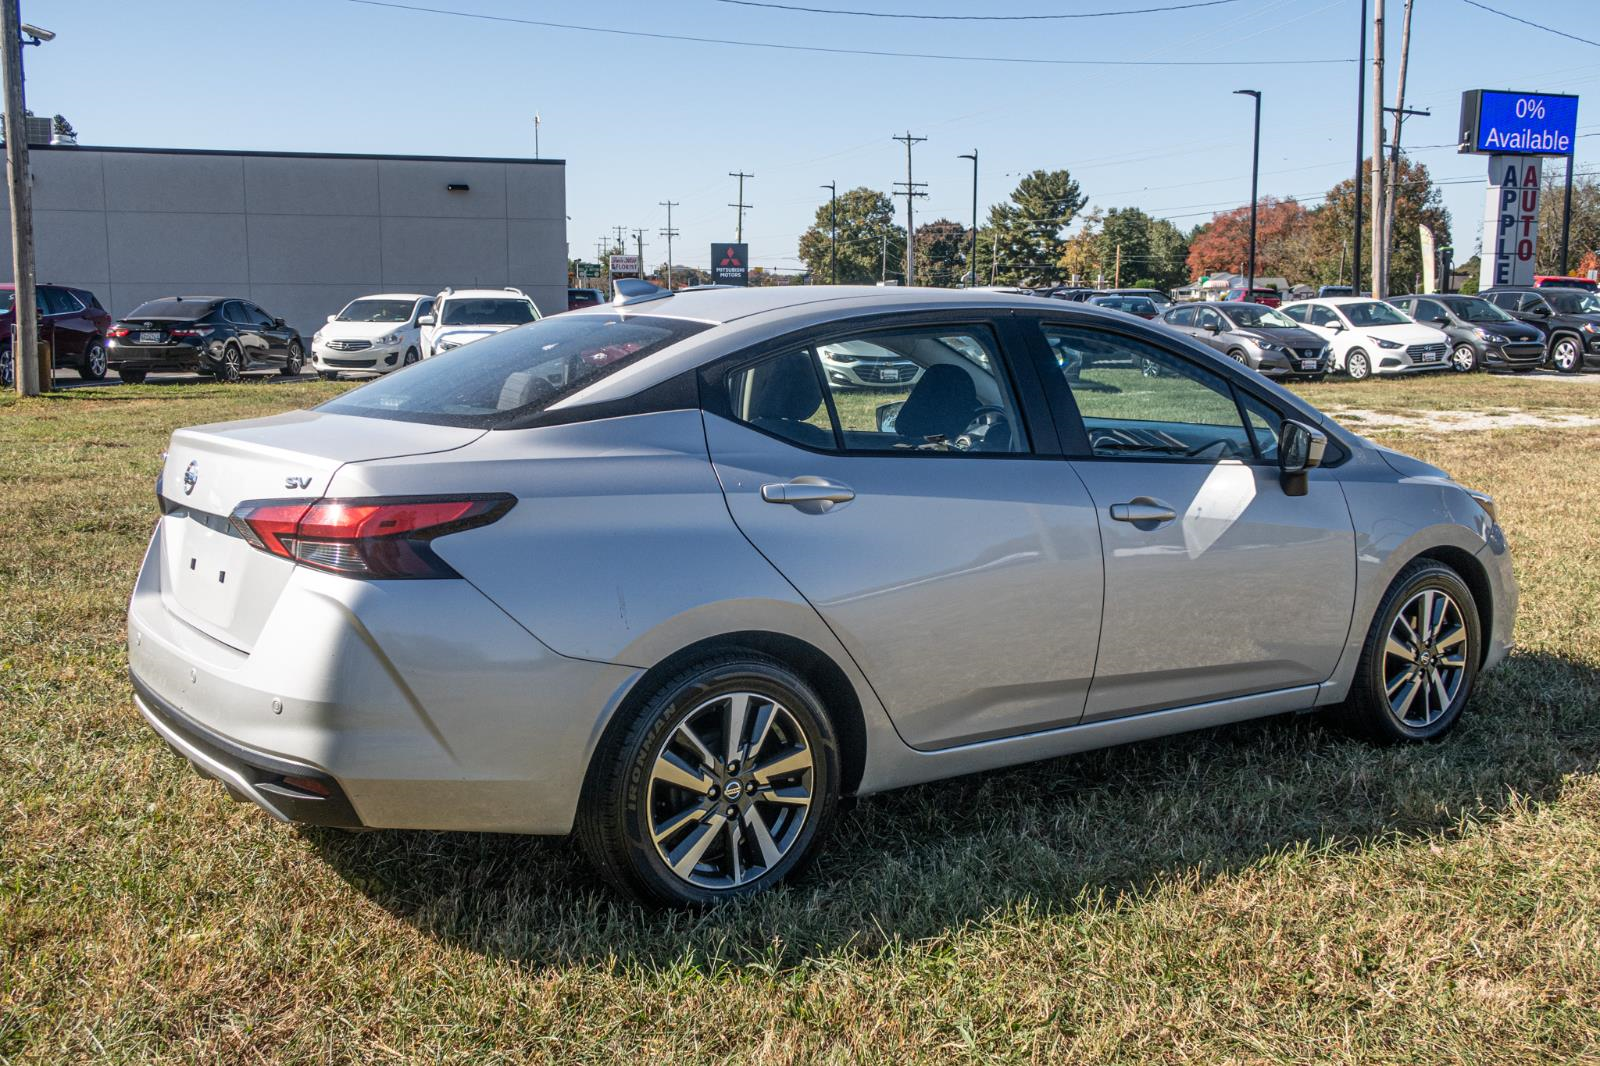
left=712, top=243, right=749, bottom=287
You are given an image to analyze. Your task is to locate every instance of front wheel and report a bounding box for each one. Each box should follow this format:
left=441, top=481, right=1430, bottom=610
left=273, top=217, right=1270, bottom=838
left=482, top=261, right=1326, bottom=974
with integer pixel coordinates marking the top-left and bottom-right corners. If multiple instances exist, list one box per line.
left=1551, top=336, right=1582, bottom=374
left=402, top=346, right=419, bottom=367
left=576, top=653, right=841, bottom=906
left=1450, top=343, right=1479, bottom=373
left=1344, top=348, right=1372, bottom=380
left=279, top=340, right=304, bottom=376
left=79, top=340, right=108, bottom=380
left=1333, top=559, right=1481, bottom=743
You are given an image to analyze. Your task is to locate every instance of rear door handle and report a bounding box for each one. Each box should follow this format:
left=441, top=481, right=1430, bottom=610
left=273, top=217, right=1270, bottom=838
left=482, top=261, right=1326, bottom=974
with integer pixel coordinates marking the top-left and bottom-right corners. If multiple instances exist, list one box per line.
left=761, top=478, right=855, bottom=507
left=1109, top=498, right=1177, bottom=524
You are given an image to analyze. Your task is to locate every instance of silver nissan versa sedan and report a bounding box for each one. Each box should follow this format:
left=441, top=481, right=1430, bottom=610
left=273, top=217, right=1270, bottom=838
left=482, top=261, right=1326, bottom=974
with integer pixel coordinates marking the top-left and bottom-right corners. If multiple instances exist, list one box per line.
left=129, top=283, right=1515, bottom=905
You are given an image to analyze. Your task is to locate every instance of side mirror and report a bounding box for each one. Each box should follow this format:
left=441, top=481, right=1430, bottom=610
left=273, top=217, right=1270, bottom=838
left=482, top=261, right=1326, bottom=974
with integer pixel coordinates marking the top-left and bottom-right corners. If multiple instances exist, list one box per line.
left=418, top=314, right=436, bottom=326
left=1278, top=419, right=1328, bottom=497
left=273, top=317, right=286, bottom=329
left=1328, top=321, right=1345, bottom=332
left=1529, top=304, right=1550, bottom=316
left=1206, top=321, right=1223, bottom=334
left=875, top=400, right=904, bottom=434
left=326, top=314, right=337, bottom=323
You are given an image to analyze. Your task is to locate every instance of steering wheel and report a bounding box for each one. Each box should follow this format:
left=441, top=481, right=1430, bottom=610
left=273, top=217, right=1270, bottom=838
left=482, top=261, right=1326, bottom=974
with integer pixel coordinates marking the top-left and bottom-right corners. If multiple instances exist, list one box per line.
left=954, top=405, right=1012, bottom=451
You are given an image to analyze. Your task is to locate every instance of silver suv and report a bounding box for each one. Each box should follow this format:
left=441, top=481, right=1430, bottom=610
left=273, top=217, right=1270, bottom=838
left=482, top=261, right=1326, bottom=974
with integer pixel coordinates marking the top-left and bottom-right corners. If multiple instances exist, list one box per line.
left=130, top=285, right=1515, bottom=905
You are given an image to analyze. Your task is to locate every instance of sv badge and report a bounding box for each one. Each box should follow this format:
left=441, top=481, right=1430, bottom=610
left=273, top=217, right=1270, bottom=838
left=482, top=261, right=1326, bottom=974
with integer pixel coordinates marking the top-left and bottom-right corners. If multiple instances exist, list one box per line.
left=285, top=476, right=314, bottom=490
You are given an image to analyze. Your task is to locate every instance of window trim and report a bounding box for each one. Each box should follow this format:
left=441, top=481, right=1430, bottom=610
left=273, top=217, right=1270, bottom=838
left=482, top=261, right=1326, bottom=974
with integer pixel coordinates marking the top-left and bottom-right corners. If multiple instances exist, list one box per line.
left=702, top=310, right=1055, bottom=461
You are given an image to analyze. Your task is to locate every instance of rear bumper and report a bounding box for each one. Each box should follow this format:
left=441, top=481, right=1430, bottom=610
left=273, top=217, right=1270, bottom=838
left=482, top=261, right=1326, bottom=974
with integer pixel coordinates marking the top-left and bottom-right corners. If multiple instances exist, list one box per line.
left=132, top=669, right=364, bottom=827
left=127, top=522, right=640, bottom=835
left=107, top=342, right=209, bottom=372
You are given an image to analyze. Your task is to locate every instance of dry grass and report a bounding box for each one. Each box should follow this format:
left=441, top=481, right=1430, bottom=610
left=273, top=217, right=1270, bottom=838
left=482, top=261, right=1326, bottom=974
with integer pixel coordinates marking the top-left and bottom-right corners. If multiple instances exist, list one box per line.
left=3, top=373, right=1599, bottom=1063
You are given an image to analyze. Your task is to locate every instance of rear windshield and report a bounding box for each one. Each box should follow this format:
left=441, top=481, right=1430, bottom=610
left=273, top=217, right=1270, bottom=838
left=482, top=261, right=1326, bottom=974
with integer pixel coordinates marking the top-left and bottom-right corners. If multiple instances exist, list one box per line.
left=319, top=313, right=713, bottom=427
left=439, top=297, right=537, bottom=326
left=124, top=299, right=213, bottom=320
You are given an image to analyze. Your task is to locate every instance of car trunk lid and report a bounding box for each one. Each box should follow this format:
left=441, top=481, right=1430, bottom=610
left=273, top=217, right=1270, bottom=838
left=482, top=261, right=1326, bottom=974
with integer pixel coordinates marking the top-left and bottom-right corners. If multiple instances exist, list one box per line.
left=157, top=410, right=485, bottom=652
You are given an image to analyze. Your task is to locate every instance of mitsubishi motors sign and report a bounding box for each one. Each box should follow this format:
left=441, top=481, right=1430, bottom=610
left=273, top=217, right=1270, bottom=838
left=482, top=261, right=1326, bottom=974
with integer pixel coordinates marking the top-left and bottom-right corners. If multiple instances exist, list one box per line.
left=711, top=243, right=749, bottom=286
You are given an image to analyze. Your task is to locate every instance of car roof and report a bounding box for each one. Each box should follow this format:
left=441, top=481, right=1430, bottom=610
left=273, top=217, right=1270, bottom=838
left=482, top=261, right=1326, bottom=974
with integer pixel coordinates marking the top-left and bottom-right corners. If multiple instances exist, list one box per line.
left=568, top=284, right=1048, bottom=326
left=1281, top=296, right=1384, bottom=306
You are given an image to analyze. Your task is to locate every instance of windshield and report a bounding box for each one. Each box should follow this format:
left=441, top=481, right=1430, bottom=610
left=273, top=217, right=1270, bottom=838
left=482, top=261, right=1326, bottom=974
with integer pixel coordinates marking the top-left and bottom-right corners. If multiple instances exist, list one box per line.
left=337, top=299, right=415, bottom=323
left=1224, top=305, right=1297, bottom=328
left=320, top=313, right=712, bottom=427
left=1546, top=290, right=1600, bottom=315
left=440, top=298, right=537, bottom=327
left=1341, top=300, right=1409, bottom=327
left=1441, top=296, right=1511, bottom=323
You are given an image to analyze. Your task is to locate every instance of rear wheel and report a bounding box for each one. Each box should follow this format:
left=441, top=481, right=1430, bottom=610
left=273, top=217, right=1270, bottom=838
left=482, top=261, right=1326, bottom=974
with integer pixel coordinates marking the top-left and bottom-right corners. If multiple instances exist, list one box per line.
left=1450, top=343, right=1479, bottom=373
left=217, top=344, right=243, bottom=383
left=576, top=653, right=840, bottom=906
left=0, top=346, right=11, bottom=389
left=1551, top=335, right=1582, bottom=374
left=279, top=340, right=304, bottom=376
left=118, top=368, right=147, bottom=385
left=1333, top=560, right=1480, bottom=743
left=79, top=339, right=108, bottom=380
left=1345, top=348, right=1372, bottom=380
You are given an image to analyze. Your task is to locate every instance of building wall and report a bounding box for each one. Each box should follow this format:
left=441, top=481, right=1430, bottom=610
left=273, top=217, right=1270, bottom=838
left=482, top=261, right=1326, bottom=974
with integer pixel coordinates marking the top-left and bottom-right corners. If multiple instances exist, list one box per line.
left=0, top=146, right=568, bottom=334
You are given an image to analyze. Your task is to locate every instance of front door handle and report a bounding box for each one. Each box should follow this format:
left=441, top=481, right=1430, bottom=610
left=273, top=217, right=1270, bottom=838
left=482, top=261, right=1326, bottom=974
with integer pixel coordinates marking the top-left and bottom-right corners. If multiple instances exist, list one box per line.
left=1109, top=497, right=1177, bottom=524
left=761, top=478, right=855, bottom=509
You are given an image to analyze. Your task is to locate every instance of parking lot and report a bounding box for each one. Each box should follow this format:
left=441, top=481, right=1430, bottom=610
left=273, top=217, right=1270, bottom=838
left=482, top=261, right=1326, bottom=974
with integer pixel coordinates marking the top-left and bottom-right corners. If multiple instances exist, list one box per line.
left=4, top=370, right=1599, bottom=1061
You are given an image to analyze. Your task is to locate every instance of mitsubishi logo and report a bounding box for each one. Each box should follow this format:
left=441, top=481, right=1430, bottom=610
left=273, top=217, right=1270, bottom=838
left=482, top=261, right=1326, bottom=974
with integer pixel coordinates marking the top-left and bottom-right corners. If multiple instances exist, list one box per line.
left=720, top=246, right=742, bottom=268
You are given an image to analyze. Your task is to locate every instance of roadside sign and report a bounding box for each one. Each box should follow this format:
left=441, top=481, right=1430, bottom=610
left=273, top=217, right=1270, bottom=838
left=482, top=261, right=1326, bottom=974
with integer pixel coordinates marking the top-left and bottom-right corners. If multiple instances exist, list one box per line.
left=1479, top=157, right=1543, bottom=289
left=609, top=254, right=640, bottom=277
left=1459, top=91, right=1579, bottom=156
left=711, top=243, right=749, bottom=287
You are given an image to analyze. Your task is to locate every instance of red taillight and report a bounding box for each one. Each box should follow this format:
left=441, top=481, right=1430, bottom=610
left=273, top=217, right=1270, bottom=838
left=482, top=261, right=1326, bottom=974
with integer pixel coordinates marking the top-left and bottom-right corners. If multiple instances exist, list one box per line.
left=229, top=495, right=514, bottom=579
left=109, top=326, right=131, bottom=338
left=169, top=327, right=214, bottom=338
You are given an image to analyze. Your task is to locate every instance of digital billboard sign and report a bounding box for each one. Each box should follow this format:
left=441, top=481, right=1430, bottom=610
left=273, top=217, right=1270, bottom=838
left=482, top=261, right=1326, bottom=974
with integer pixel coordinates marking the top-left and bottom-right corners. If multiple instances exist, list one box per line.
left=1460, top=90, right=1578, bottom=156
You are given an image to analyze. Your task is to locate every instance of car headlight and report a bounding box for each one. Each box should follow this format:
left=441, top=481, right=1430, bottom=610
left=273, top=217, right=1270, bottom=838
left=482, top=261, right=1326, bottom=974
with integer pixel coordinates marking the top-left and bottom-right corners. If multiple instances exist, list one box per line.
left=312, top=330, right=323, bottom=343
left=1258, top=341, right=1284, bottom=352
left=1474, top=327, right=1508, bottom=343
left=1373, top=337, right=1402, bottom=349
left=379, top=332, right=402, bottom=346
left=1466, top=487, right=1497, bottom=524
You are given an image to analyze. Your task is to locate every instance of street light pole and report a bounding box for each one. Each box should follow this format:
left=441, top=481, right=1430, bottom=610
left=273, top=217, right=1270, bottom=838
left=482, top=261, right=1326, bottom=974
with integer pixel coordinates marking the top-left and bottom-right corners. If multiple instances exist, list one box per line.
left=1234, top=90, right=1262, bottom=298
left=1352, top=0, right=1366, bottom=292
left=820, top=181, right=837, bottom=284
left=959, top=150, right=978, bottom=288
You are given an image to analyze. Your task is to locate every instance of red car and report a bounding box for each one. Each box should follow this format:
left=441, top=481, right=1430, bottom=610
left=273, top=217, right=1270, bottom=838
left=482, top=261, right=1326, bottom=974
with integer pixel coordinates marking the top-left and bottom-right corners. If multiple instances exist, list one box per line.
left=1224, top=286, right=1282, bottom=307
left=1534, top=275, right=1598, bottom=293
left=0, top=282, right=114, bottom=387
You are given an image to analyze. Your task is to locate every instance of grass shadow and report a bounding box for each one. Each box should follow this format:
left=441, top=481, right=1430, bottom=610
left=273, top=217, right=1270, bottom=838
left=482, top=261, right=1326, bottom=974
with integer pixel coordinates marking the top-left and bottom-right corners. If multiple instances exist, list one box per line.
left=309, top=649, right=1599, bottom=969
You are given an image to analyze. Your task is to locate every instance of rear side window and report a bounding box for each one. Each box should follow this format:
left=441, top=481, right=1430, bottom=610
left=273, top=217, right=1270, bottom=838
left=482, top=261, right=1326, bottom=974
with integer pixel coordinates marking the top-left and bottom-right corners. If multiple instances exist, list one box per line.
left=320, top=314, right=712, bottom=427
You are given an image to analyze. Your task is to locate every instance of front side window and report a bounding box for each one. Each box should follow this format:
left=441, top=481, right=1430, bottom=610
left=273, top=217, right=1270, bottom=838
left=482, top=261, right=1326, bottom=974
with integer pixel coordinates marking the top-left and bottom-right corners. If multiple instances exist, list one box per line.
left=1546, top=290, right=1600, bottom=314
left=1041, top=324, right=1257, bottom=463
left=1165, top=305, right=1195, bottom=327
left=1196, top=308, right=1224, bottom=331
left=321, top=313, right=712, bottom=427
left=1224, top=304, right=1297, bottom=328
left=1310, top=305, right=1341, bottom=329
left=728, top=325, right=1027, bottom=454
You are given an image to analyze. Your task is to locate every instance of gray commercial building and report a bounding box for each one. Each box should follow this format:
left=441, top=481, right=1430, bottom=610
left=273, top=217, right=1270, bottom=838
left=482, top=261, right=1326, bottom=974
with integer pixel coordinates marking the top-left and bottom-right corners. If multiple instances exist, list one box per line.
left=1, top=144, right=568, bottom=334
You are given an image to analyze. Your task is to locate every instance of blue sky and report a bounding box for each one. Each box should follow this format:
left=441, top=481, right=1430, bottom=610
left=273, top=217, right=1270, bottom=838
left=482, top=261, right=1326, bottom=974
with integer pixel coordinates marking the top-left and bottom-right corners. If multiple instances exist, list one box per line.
left=23, top=0, right=1600, bottom=275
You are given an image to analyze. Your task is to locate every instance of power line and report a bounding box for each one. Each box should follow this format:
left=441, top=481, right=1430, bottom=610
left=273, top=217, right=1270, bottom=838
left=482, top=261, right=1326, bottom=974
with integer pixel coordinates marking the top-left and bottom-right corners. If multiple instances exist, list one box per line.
left=1456, top=0, right=1600, bottom=49
left=345, top=0, right=1355, bottom=66
left=707, top=0, right=1242, bottom=21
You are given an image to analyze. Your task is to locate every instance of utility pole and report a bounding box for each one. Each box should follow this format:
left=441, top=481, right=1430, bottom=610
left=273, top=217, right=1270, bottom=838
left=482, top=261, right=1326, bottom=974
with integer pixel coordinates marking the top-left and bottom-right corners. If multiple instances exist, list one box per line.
left=1352, top=0, right=1367, bottom=298
left=3, top=0, right=39, bottom=395
left=1560, top=153, right=1575, bottom=275
left=1381, top=0, right=1418, bottom=292
left=658, top=200, right=679, bottom=290
left=632, top=228, right=648, bottom=282
left=820, top=181, right=837, bottom=284
left=1369, top=0, right=1385, bottom=297
left=892, top=131, right=927, bottom=286
left=613, top=225, right=627, bottom=255
left=728, top=171, right=753, bottom=242
left=533, top=113, right=541, bottom=160
left=1113, top=243, right=1123, bottom=288
left=959, top=150, right=979, bottom=288
left=1235, top=89, right=1262, bottom=296
left=880, top=232, right=888, bottom=284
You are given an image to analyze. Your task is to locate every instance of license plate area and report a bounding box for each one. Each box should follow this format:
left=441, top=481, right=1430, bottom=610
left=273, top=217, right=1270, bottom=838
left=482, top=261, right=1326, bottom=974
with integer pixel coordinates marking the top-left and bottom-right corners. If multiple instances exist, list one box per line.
left=139, top=331, right=162, bottom=344
left=1299, top=359, right=1318, bottom=370
left=157, top=509, right=292, bottom=651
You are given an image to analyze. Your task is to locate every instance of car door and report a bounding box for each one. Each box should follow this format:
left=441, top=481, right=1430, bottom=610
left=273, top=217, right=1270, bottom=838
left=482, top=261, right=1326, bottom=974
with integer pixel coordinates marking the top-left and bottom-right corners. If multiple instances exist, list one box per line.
left=702, top=315, right=1106, bottom=750
left=247, top=303, right=288, bottom=361
left=1029, top=320, right=1355, bottom=722
left=220, top=301, right=263, bottom=364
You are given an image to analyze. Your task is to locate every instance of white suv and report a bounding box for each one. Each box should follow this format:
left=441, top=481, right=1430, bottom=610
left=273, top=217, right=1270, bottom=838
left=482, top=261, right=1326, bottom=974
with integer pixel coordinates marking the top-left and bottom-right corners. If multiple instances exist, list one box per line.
left=420, top=288, right=541, bottom=358
left=312, top=293, right=433, bottom=380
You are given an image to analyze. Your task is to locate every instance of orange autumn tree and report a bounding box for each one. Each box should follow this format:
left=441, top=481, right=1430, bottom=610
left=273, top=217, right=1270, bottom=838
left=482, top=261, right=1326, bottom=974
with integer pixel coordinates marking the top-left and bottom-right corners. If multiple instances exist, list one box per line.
left=1185, top=197, right=1312, bottom=282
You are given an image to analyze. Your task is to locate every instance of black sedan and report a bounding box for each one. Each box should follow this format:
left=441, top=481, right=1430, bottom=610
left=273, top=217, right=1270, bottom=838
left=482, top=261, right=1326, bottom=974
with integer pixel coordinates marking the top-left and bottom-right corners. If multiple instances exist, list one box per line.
left=107, top=297, right=304, bottom=384
left=1387, top=294, right=1545, bottom=373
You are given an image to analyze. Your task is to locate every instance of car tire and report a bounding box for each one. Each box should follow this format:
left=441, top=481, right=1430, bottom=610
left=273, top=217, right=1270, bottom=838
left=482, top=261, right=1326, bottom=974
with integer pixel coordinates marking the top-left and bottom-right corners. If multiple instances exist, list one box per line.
left=1550, top=335, right=1582, bottom=374
left=1226, top=348, right=1251, bottom=366
left=402, top=346, right=419, bottom=367
left=1345, top=348, right=1372, bottom=380
left=217, top=344, right=243, bottom=383
left=318, top=370, right=339, bottom=382
left=118, top=368, right=147, bottom=385
left=1332, top=559, right=1481, bottom=744
left=79, top=339, right=108, bottom=380
left=1450, top=343, right=1479, bottom=373
left=0, top=346, right=12, bottom=390
left=576, top=652, right=841, bottom=906
left=279, top=340, right=304, bottom=377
